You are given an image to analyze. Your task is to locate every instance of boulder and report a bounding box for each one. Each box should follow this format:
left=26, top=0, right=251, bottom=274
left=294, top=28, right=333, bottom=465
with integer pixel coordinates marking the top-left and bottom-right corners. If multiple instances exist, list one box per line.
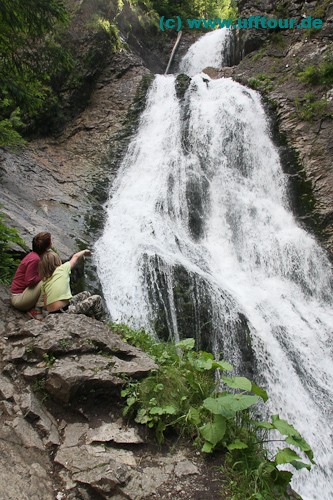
left=86, top=420, right=144, bottom=445
left=4, top=314, right=157, bottom=403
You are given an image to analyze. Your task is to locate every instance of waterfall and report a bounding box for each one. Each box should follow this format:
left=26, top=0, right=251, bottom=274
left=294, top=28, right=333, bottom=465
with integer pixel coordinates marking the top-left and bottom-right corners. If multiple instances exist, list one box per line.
left=95, top=29, right=333, bottom=499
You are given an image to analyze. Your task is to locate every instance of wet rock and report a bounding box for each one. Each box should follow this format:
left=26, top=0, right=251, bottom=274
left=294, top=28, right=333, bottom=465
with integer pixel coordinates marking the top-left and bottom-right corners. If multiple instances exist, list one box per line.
left=175, top=74, right=192, bottom=99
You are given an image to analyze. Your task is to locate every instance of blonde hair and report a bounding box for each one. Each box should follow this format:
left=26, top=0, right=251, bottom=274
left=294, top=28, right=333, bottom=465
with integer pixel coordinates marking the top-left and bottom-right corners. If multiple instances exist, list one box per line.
left=39, top=251, right=62, bottom=279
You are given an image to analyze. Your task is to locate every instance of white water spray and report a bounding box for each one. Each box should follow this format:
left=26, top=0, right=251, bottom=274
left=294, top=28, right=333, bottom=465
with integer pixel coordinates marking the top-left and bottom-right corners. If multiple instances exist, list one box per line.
left=95, top=30, right=333, bottom=499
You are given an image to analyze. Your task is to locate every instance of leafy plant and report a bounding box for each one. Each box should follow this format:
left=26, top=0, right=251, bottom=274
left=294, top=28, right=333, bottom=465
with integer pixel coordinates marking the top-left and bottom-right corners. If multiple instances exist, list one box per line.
left=57, top=338, right=71, bottom=349
left=251, top=47, right=266, bottom=62
left=42, top=352, right=56, bottom=367
left=0, top=210, right=28, bottom=285
left=248, top=74, right=275, bottom=92
left=117, top=324, right=314, bottom=498
left=31, top=378, right=49, bottom=402
left=294, top=92, right=331, bottom=121
left=298, top=58, right=333, bottom=86
left=311, top=0, right=331, bottom=19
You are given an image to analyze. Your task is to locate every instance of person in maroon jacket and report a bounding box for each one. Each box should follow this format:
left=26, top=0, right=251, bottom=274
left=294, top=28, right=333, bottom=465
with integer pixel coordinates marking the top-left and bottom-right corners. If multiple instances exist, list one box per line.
left=10, top=232, right=52, bottom=315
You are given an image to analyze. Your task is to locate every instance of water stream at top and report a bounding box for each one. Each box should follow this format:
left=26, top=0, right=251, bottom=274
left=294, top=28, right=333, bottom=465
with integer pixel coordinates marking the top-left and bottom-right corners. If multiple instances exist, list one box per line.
left=95, top=29, right=333, bottom=499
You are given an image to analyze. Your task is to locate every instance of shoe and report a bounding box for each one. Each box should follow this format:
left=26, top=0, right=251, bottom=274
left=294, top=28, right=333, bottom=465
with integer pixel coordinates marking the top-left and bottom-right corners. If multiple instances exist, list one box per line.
left=27, top=308, right=44, bottom=321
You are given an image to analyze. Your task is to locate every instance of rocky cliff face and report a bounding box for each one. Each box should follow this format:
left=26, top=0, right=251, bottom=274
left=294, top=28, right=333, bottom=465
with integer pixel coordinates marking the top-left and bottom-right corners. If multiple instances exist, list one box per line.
left=0, top=0, right=167, bottom=261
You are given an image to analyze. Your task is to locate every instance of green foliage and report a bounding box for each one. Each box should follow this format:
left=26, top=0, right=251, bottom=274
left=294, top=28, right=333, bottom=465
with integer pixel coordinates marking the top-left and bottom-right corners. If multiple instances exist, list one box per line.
left=85, top=14, right=123, bottom=51
left=31, top=378, right=49, bottom=402
left=0, top=210, right=28, bottom=285
left=0, top=0, right=70, bottom=146
left=224, top=412, right=313, bottom=499
left=141, top=0, right=237, bottom=22
left=42, top=352, right=56, bottom=366
left=57, top=338, right=71, bottom=349
left=248, top=74, right=275, bottom=92
left=298, top=59, right=333, bottom=86
left=0, top=108, right=26, bottom=148
left=294, top=92, right=331, bottom=121
left=311, top=0, right=331, bottom=19
left=251, top=47, right=266, bottom=62
left=116, top=324, right=313, bottom=497
left=274, top=1, right=289, bottom=19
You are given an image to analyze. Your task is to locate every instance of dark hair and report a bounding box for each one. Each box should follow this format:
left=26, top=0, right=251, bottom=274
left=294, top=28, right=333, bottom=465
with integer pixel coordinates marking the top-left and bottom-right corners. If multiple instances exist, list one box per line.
left=38, top=251, right=62, bottom=279
left=32, top=232, right=51, bottom=255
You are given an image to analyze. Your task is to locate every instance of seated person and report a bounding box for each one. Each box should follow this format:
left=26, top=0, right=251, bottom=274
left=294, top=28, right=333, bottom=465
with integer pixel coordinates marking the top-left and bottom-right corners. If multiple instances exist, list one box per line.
left=39, top=249, right=105, bottom=321
left=10, top=232, right=52, bottom=316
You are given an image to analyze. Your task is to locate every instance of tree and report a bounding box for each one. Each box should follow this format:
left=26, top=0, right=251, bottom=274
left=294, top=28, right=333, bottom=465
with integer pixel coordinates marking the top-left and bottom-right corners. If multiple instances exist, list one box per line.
left=148, top=0, right=237, bottom=19
left=0, top=0, right=69, bottom=147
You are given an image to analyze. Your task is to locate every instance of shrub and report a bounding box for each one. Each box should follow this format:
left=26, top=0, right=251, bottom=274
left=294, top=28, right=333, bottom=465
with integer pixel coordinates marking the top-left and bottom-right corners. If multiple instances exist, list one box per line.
left=294, top=92, right=331, bottom=121
left=298, top=59, right=333, bottom=86
left=248, top=74, right=275, bottom=92
left=0, top=210, right=28, bottom=285
left=115, top=324, right=314, bottom=498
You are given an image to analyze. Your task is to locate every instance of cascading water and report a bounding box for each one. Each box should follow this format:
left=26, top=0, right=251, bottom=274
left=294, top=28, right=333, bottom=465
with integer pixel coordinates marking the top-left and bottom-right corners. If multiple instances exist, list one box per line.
left=95, top=29, right=333, bottom=499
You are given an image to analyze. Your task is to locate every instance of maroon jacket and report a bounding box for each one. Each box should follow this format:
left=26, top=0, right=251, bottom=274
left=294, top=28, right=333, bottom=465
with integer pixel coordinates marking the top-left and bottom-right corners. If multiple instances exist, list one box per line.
left=11, top=252, right=41, bottom=294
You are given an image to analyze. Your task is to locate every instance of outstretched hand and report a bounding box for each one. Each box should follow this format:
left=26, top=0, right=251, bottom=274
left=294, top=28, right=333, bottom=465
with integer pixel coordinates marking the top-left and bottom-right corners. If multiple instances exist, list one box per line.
left=83, top=249, right=92, bottom=257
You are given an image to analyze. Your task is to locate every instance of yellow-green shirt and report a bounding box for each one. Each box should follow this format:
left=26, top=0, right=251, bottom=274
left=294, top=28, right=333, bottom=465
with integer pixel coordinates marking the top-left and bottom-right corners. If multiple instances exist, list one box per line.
left=42, top=262, right=72, bottom=306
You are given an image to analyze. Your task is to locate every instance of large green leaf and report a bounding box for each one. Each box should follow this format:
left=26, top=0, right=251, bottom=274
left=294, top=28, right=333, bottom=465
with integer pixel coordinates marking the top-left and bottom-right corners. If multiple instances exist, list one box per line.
left=271, top=415, right=299, bottom=437
left=199, top=415, right=226, bottom=447
left=252, top=420, right=274, bottom=430
left=272, top=470, right=293, bottom=486
left=221, top=376, right=252, bottom=391
left=187, top=407, right=201, bottom=426
left=150, top=405, right=177, bottom=415
left=192, top=353, right=214, bottom=371
left=135, top=408, right=150, bottom=424
left=203, top=394, right=259, bottom=418
left=285, top=436, right=314, bottom=463
left=251, top=382, right=268, bottom=402
left=290, top=460, right=311, bottom=471
left=175, top=338, right=195, bottom=351
left=201, top=441, right=214, bottom=453
left=227, top=439, right=248, bottom=451
left=271, top=415, right=314, bottom=462
left=275, top=448, right=301, bottom=465
left=212, top=360, right=233, bottom=371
